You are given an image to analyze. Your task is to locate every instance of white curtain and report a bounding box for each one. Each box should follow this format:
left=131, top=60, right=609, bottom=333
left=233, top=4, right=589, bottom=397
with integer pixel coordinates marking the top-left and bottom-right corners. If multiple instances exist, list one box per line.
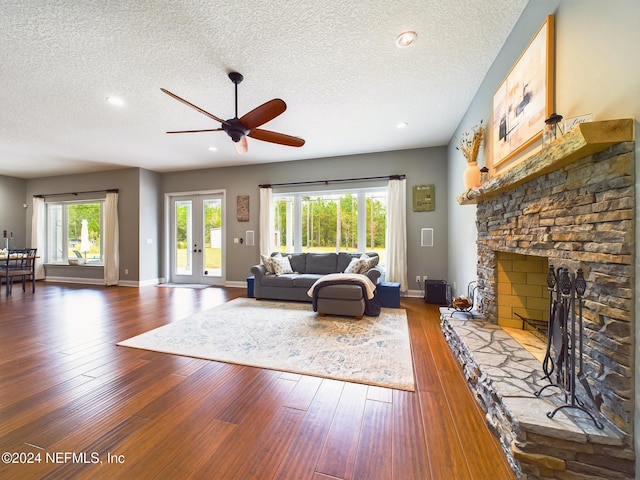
left=259, top=187, right=273, bottom=256
left=387, top=178, right=408, bottom=292
left=104, top=192, right=120, bottom=286
left=31, top=196, right=46, bottom=280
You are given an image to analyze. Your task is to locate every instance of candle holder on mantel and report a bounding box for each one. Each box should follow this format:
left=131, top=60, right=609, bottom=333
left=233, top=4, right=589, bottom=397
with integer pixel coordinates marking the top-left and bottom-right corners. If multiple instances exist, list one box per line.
left=542, top=113, right=564, bottom=146
left=479, top=166, right=490, bottom=184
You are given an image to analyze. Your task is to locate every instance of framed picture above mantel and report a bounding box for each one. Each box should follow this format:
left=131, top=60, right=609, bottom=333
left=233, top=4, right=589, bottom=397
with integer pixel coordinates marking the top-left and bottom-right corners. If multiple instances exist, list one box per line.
left=491, top=15, right=555, bottom=168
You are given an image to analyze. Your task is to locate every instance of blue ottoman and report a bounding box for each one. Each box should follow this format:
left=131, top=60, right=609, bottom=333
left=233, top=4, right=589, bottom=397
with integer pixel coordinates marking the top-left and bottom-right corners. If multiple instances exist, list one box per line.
left=376, top=281, right=400, bottom=308
left=246, top=276, right=255, bottom=298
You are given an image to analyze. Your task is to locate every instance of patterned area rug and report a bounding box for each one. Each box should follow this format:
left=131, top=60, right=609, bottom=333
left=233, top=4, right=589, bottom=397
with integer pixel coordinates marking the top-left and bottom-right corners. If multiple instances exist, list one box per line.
left=118, top=297, right=415, bottom=391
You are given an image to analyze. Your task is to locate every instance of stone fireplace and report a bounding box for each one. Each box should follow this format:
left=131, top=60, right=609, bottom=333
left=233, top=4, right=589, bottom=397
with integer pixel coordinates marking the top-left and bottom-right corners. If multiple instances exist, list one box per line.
left=447, top=119, right=636, bottom=479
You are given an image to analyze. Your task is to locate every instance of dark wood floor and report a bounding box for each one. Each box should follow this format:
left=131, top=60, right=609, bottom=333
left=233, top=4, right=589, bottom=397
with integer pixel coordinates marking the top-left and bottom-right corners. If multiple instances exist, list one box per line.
left=0, top=283, right=515, bottom=480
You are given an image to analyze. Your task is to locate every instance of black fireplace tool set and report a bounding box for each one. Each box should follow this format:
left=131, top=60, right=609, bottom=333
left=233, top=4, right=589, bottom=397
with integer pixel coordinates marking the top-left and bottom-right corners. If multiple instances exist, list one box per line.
left=535, top=266, right=604, bottom=429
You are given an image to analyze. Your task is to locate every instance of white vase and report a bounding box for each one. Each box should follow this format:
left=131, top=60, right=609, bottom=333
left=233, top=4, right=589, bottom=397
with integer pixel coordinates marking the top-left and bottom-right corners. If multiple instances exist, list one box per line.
left=463, top=161, right=481, bottom=189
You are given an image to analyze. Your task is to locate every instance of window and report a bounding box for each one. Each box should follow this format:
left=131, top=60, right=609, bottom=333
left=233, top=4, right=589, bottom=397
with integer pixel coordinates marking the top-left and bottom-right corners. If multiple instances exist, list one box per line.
left=273, top=188, right=387, bottom=263
left=46, top=200, right=103, bottom=264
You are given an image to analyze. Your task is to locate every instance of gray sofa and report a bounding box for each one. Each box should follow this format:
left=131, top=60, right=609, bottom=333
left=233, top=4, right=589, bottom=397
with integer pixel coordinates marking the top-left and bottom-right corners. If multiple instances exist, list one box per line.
left=250, top=252, right=383, bottom=302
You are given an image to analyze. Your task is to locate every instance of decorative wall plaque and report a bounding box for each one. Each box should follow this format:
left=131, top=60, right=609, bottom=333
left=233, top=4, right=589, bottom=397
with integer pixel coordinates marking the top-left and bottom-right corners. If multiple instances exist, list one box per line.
left=237, top=195, right=249, bottom=222
left=413, top=184, right=435, bottom=212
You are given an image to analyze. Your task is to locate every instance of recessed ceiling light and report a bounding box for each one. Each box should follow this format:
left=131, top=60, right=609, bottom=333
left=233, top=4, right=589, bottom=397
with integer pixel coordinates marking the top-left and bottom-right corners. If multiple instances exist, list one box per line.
left=396, top=122, right=409, bottom=129
left=395, top=31, right=417, bottom=48
left=106, top=96, right=124, bottom=107
left=208, top=146, right=218, bottom=152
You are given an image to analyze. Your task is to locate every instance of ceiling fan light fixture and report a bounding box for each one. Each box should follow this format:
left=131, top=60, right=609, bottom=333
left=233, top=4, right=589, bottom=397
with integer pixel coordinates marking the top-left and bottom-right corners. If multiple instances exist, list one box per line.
left=395, top=31, right=417, bottom=48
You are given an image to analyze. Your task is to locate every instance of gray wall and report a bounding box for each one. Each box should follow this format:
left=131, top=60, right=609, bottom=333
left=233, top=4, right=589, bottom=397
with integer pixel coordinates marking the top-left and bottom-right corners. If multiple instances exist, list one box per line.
left=139, top=168, right=163, bottom=284
left=446, top=0, right=640, bottom=464
left=162, top=147, right=449, bottom=289
left=20, top=146, right=447, bottom=289
left=0, top=175, right=27, bottom=249
left=25, top=168, right=142, bottom=282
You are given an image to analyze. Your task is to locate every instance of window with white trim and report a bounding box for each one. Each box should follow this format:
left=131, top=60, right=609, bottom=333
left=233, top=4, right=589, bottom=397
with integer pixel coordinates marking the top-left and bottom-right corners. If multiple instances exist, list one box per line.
left=46, top=200, right=104, bottom=265
left=273, top=187, right=387, bottom=263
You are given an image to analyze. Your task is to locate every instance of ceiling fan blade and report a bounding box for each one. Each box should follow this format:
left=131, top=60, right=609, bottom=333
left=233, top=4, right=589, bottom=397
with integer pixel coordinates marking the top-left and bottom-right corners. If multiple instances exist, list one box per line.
left=161, top=88, right=229, bottom=126
left=166, top=128, right=224, bottom=134
left=234, top=136, right=248, bottom=154
left=249, top=128, right=305, bottom=147
left=240, top=99, right=287, bottom=130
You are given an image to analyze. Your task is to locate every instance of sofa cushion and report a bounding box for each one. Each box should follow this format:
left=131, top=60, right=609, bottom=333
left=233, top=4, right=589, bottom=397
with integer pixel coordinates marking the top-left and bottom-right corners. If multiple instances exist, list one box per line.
left=291, top=274, right=322, bottom=288
left=337, top=252, right=354, bottom=272
left=288, top=254, right=306, bottom=273
left=316, top=284, right=364, bottom=300
left=261, top=274, right=295, bottom=287
left=305, top=253, right=338, bottom=274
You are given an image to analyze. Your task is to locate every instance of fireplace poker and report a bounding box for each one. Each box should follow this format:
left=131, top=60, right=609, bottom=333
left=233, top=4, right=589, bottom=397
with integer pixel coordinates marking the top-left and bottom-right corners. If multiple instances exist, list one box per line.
left=575, top=269, right=595, bottom=402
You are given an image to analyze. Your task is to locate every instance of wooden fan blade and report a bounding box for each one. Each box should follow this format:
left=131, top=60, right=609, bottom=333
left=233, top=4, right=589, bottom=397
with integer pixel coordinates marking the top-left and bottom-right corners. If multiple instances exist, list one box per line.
left=249, top=128, right=305, bottom=147
left=240, top=99, right=286, bottom=130
left=161, top=88, right=229, bottom=126
left=166, top=128, right=224, bottom=134
left=234, top=136, right=248, bottom=154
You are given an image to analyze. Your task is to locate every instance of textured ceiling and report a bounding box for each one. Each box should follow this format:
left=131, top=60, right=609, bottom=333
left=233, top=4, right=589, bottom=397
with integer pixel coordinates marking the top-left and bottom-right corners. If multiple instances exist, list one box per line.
left=0, top=0, right=528, bottom=179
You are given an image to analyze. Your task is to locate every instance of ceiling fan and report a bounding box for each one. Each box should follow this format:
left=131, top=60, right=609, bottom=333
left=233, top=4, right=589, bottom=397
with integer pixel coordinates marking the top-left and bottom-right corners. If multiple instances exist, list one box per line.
left=161, top=72, right=305, bottom=154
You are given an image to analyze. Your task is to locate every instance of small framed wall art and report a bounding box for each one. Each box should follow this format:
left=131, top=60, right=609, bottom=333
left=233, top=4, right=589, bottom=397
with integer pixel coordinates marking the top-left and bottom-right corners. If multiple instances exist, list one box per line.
left=237, top=195, right=249, bottom=222
left=413, top=184, right=435, bottom=212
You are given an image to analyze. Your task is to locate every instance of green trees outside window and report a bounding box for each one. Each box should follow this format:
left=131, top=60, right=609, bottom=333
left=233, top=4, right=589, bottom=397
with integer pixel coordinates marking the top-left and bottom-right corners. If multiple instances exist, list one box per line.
left=274, top=189, right=387, bottom=262
left=46, top=201, right=103, bottom=264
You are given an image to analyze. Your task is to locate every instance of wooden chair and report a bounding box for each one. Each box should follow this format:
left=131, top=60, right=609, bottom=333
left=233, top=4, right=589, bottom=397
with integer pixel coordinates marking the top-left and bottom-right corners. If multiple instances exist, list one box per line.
left=0, top=248, right=37, bottom=296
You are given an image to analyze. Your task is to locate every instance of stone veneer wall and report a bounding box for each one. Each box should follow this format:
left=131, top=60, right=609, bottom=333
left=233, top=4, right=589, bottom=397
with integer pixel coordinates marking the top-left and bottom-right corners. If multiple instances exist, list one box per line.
left=475, top=142, right=635, bottom=444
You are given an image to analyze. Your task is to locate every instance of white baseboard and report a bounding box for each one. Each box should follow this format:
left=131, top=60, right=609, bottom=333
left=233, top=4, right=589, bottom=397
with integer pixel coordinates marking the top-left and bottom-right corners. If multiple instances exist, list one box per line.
left=44, top=277, right=158, bottom=288
left=45, top=276, right=104, bottom=285
left=405, top=289, right=424, bottom=298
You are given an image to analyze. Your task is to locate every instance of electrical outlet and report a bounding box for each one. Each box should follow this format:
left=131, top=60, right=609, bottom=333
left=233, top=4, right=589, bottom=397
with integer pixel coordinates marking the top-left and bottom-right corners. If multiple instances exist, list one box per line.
left=423, top=275, right=428, bottom=282
left=415, top=275, right=421, bottom=283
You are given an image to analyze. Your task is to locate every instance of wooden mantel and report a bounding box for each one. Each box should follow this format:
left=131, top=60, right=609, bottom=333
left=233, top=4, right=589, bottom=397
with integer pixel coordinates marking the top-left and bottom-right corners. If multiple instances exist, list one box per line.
left=457, top=118, right=635, bottom=205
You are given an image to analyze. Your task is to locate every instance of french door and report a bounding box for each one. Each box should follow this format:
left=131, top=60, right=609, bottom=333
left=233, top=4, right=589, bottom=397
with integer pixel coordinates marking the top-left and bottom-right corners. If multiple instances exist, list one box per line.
left=170, top=192, right=225, bottom=285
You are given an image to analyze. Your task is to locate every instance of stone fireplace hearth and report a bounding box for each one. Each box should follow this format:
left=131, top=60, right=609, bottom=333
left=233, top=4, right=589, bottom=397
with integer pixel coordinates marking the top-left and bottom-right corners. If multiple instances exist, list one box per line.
left=449, top=119, right=636, bottom=479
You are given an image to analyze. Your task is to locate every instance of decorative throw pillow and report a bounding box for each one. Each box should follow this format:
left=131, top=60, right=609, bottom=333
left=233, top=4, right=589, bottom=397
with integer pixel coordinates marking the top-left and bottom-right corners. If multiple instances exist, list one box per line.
left=365, top=254, right=379, bottom=270
left=345, top=257, right=368, bottom=274
left=271, top=254, right=293, bottom=275
left=356, top=253, right=379, bottom=274
left=260, top=254, right=275, bottom=274
left=344, top=258, right=361, bottom=274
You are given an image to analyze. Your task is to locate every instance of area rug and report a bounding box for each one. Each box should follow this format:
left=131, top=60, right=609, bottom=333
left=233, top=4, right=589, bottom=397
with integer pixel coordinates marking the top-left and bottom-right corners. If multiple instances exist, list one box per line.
left=117, top=297, right=415, bottom=391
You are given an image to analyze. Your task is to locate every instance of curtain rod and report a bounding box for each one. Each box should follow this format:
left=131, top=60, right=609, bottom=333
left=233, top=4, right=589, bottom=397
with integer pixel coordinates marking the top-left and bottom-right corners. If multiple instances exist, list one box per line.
left=34, top=189, right=119, bottom=198
left=259, top=174, right=404, bottom=189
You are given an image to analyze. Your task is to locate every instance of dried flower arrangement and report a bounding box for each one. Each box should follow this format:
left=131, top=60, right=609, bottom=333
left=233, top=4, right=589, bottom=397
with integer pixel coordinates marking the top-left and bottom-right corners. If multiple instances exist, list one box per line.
left=457, top=120, right=485, bottom=163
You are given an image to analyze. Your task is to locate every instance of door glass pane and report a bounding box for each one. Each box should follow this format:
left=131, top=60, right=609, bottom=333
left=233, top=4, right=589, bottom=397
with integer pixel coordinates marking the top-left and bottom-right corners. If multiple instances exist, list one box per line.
left=203, top=198, right=222, bottom=277
left=175, top=200, right=192, bottom=275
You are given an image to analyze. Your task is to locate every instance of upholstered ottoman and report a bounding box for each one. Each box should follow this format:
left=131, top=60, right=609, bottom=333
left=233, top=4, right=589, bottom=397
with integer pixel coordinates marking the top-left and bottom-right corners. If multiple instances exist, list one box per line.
left=315, top=283, right=366, bottom=319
